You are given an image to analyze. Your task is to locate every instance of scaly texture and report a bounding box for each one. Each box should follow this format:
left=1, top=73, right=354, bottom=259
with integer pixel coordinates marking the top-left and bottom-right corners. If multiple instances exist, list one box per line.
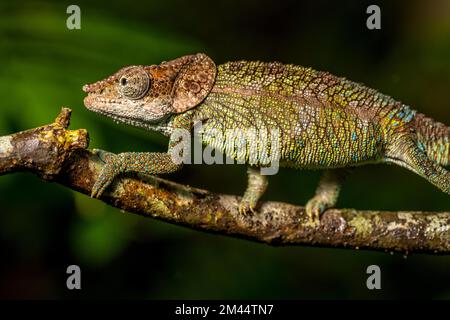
left=82, top=53, right=450, bottom=222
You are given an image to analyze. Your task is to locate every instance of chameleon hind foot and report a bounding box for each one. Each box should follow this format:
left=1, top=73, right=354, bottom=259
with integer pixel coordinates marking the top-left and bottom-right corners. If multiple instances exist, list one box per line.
left=238, top=167, right=268, bottom=215
left=305, top=169, right=350, bottom=223
left=238, top=198, right=258, bottom=215
left=305, top=195, right=333, bottom=223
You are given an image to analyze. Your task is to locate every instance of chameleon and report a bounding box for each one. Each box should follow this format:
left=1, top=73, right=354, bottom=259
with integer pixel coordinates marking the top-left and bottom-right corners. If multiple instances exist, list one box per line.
left=83, top=53, right=450, bottom=222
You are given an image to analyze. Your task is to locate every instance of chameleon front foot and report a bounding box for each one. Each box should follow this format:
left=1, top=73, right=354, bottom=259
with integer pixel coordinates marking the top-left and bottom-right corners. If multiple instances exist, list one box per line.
left=238, top=167, right=269, bottom=215
left=91, top=150, right=183, bottom=198
left=91, top=149, right=121, bottom=198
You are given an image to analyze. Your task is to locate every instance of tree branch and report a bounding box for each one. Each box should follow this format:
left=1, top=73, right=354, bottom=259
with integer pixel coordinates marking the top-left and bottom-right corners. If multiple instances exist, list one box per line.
left=1, top=108, right=449, bottom=254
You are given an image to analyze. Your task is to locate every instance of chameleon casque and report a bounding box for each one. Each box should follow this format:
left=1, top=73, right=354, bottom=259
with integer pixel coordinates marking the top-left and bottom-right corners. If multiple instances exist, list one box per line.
left=83, top=53, right=450, bottom=222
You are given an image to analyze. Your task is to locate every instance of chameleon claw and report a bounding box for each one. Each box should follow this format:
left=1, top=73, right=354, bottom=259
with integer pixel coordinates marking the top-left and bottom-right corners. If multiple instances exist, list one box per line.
left=91, top=179, right=108, bottom=198
left=90, top=189, right=97, bottom=198
left=238, top=199, right=258, bottom=216
left=91, top=174, right=112, bottom=198
left=305, top=196, right=328, bottom=224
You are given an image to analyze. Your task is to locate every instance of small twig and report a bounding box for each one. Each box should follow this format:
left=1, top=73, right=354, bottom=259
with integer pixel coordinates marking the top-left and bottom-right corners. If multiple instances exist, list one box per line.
left=0, top=108, right=449, bottom=254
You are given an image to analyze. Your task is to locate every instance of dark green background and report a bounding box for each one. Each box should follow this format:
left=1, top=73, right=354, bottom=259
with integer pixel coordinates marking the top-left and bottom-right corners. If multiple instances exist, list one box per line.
left=0, top=0, right=449, bottom=299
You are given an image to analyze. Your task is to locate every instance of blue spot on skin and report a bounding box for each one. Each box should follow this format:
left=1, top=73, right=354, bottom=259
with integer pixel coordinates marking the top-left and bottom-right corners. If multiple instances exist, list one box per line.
left=418, top=141, right=425, bottom=152
left=351, top=132, right=357, bottom=141
left=404, top=112, right=414, bottom=122
left=353, top=154, right=359, bottom=162
left=397, top=110, right=404, bottom=118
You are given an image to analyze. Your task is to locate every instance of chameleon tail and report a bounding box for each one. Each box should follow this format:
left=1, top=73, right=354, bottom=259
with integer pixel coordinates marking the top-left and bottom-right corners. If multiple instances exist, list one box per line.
left=385, top=138, right=450, bottom=195
left=414, top=113, right=450, bottom=166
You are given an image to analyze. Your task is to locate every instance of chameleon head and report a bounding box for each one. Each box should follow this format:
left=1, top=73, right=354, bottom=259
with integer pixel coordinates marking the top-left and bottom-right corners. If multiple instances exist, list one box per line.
left=83, top=53, right=217, bottom=127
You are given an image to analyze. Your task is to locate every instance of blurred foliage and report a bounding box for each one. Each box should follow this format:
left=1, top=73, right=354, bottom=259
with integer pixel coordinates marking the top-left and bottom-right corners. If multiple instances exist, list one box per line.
left=0, top=0, right=450, bottom=299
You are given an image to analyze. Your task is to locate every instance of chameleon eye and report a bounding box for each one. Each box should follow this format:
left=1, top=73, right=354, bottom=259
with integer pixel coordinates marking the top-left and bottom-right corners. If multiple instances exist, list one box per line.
left=119, top=67, right=150, bottom=100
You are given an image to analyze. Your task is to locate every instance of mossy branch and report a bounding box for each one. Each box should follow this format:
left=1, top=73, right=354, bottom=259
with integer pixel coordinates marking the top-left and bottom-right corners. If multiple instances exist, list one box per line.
left=1, top=108, right=449, bottom=254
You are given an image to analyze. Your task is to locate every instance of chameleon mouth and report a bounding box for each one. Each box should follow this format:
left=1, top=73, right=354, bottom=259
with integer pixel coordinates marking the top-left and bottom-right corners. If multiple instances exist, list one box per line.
left=83, top=95, right=125, bottom=116
left=83, top=95, right=165, bottom=129
left=83, top=94, right=96, bottom=110
left=84, top=95, right=123, bottom=109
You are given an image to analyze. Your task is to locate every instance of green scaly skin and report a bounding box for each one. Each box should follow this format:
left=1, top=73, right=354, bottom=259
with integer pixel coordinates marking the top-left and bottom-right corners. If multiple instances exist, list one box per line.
left=83, top=53, right=450, bottom=223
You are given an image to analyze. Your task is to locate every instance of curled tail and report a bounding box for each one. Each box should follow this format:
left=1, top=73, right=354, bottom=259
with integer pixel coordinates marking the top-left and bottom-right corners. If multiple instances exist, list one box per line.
left=414, top=113, right=450, bottom=166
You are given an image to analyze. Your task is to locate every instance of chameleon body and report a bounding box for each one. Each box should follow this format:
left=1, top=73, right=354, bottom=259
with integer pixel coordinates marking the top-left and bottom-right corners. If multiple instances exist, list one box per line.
left=83, top=53, right=450, bottom=222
